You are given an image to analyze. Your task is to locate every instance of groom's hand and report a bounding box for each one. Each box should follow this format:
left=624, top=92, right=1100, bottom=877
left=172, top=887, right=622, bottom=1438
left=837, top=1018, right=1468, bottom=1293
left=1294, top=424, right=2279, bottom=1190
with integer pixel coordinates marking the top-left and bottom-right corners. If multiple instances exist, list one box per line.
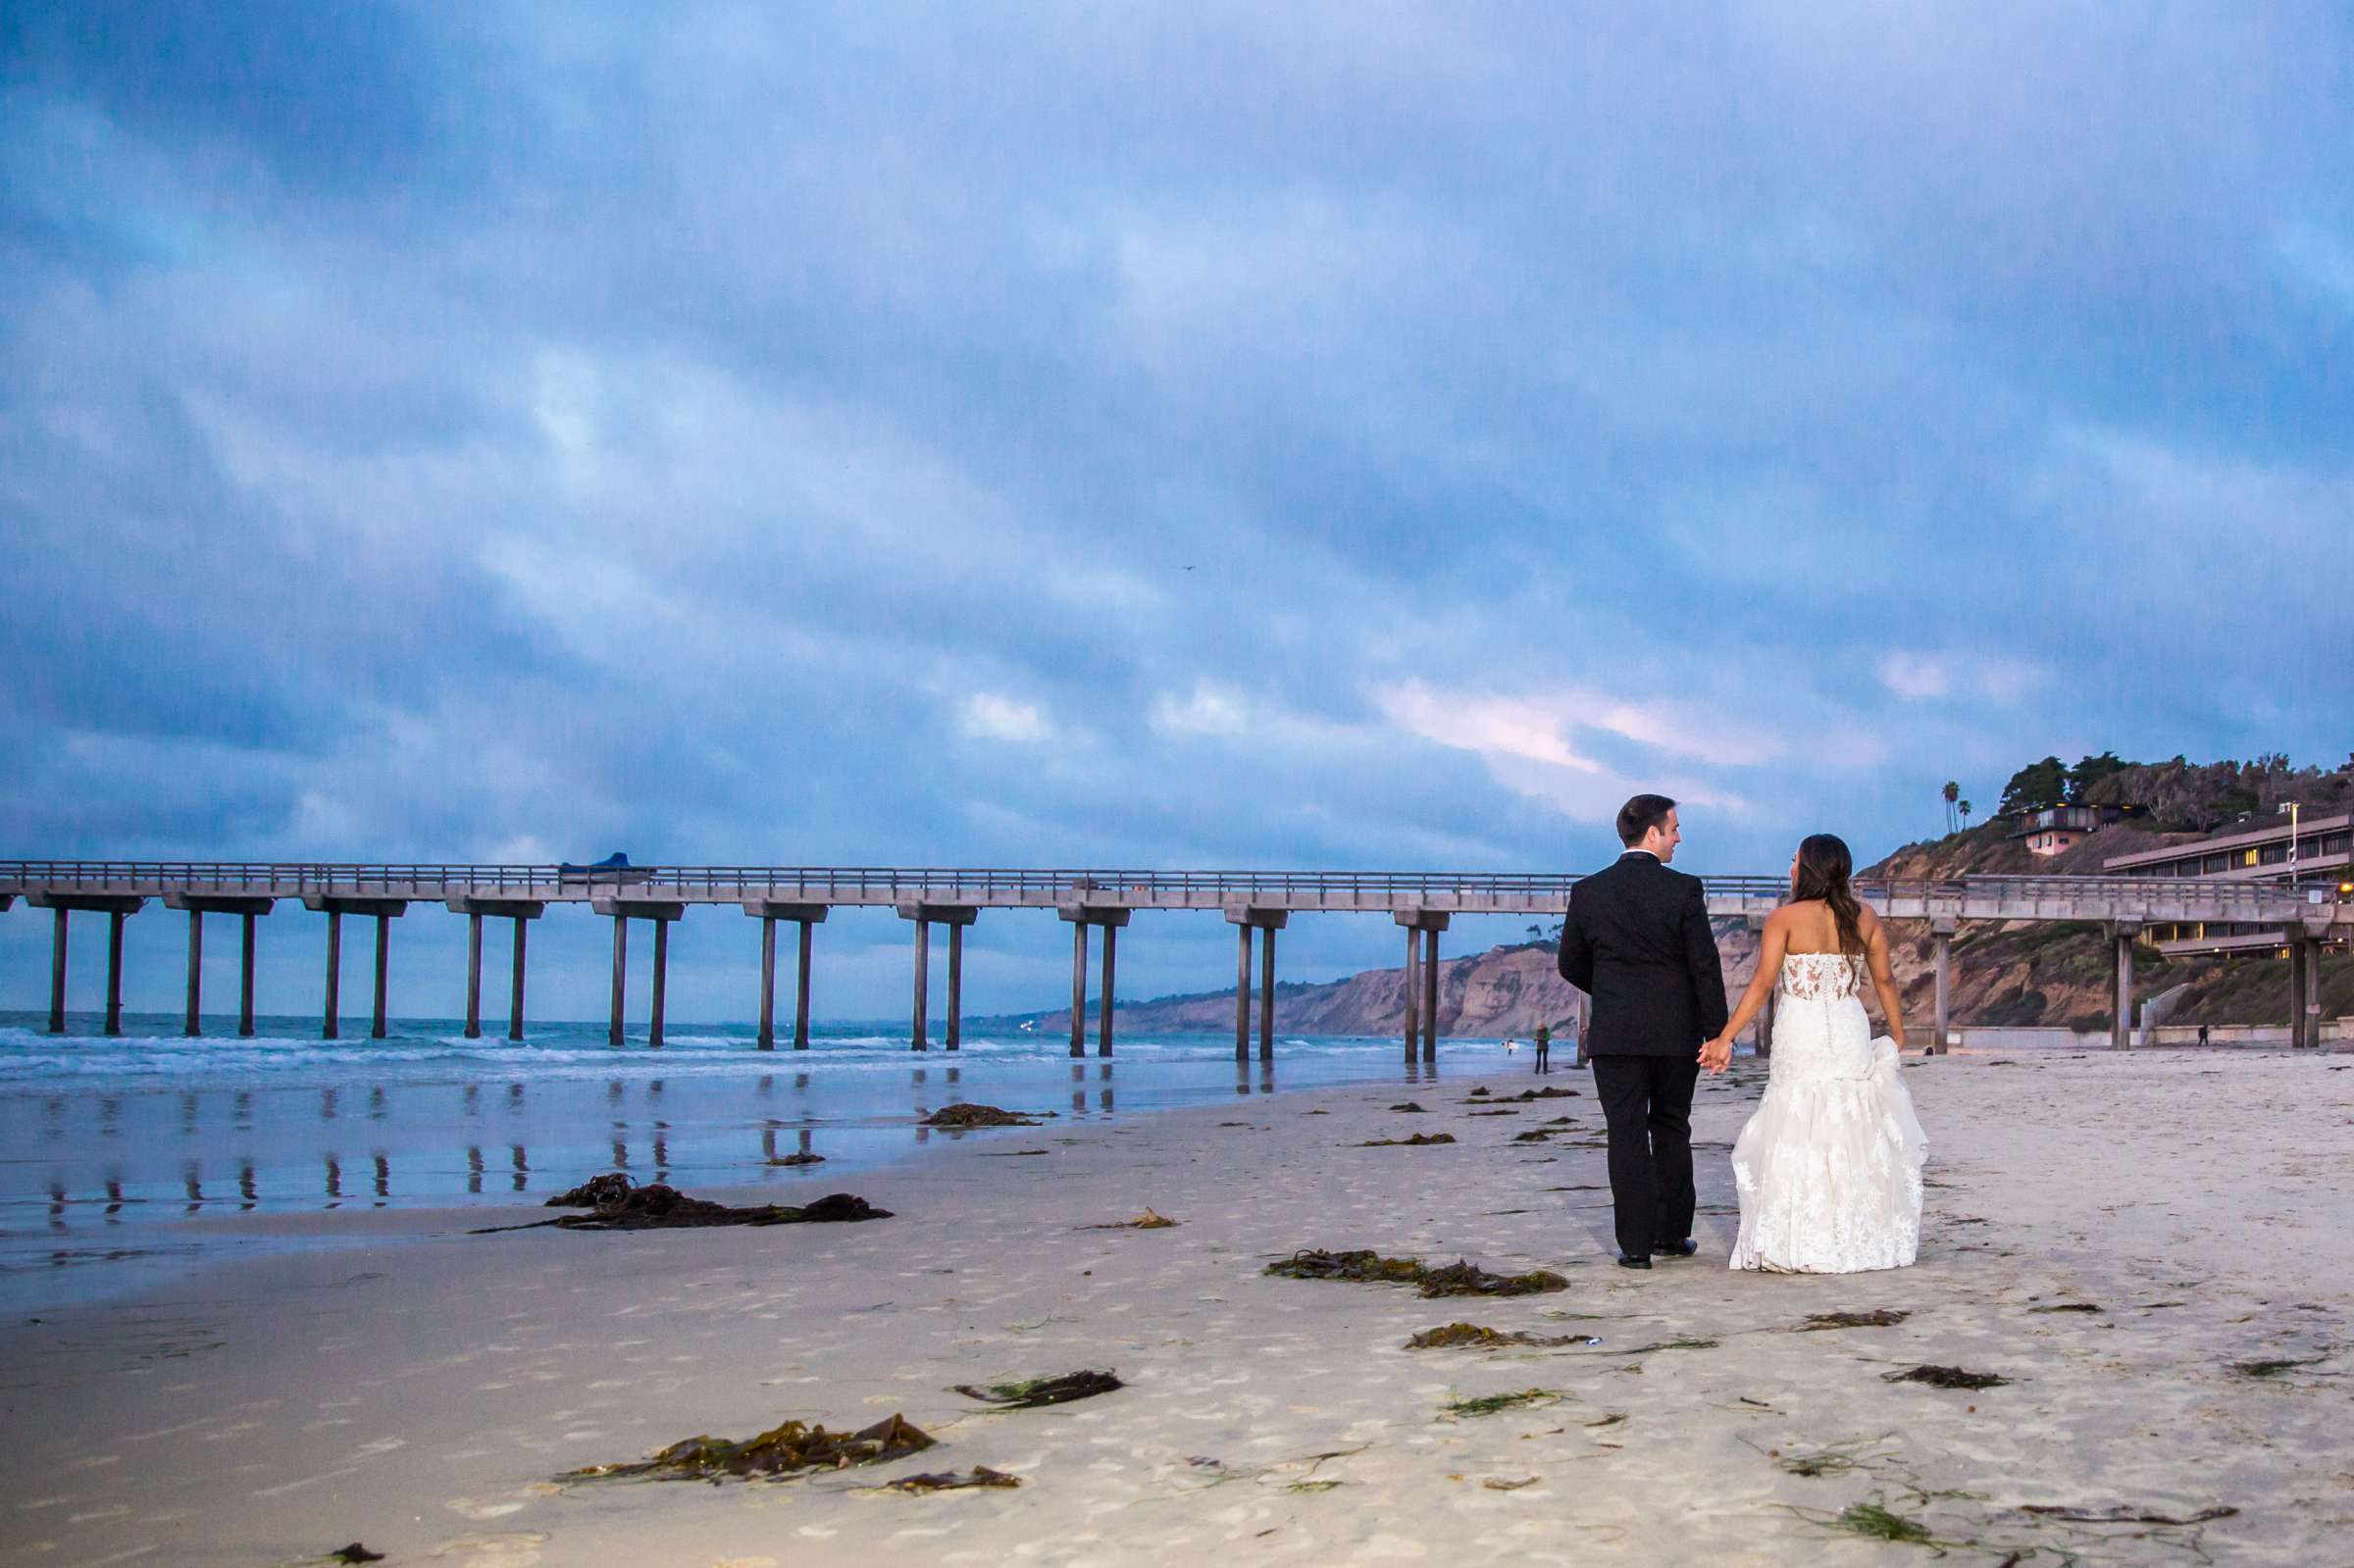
left=1697, top=1036, right=1731, bottom=1075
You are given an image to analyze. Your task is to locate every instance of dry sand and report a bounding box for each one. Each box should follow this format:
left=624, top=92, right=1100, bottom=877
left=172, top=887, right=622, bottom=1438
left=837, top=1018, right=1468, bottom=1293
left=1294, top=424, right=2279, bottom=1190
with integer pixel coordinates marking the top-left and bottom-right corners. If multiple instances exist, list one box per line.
left=3, top=1049, right=2349, bottom=1566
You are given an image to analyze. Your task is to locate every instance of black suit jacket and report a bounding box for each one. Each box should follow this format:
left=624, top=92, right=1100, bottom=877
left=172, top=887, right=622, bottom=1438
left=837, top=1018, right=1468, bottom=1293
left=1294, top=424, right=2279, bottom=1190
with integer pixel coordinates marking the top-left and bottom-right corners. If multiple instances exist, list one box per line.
left=1556, top=852, right=1729, bottom=1057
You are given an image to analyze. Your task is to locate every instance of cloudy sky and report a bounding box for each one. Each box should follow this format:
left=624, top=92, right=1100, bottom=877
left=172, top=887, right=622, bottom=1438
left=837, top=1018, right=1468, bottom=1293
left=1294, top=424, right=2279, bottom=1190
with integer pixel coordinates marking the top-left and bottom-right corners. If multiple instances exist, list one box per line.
left=4, top=3, right=2350, bottom=1022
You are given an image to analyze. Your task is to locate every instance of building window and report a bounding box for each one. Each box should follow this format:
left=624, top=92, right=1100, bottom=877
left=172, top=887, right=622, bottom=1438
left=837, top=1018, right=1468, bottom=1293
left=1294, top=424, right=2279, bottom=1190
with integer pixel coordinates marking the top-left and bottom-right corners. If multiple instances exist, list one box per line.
left=2260, top=843, right=2288, bottom=865
left=2205, top=854, right=2230, bottom=874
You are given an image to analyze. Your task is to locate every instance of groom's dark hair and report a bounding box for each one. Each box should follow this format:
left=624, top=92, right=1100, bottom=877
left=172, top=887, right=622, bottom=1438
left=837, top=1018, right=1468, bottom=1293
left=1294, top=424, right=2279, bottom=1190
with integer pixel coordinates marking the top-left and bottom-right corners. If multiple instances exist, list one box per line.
left=1616, top=793, right=1677, bottom=846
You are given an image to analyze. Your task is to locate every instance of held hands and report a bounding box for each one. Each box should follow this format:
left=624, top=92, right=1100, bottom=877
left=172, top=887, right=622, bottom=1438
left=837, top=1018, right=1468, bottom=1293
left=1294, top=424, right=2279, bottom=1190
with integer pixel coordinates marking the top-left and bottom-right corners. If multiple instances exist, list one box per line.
left=1697, top=1035, right=1733, bottom=1075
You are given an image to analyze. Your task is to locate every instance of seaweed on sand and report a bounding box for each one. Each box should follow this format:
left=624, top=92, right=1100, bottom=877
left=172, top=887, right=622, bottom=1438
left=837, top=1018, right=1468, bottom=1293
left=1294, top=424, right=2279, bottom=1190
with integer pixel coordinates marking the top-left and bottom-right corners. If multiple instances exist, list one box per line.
left=767, top=1151, right=826, bottom=1166
left=1266, top=1249, right=1429, bottom=1285
left=560, top=1413, right=934, bottom=1483
left=1388, top=1102, right=1428, bottom=1113
left=1883, top=1364, right=2010, bottom=1390
left=881, top=1466, right=1023, bottom=1492
left=1797, top=1309, right=1911, bottom=1331
left=1442, top=1389, right=1563, bottom=1419
left=922, top=1103, right=1050, bottom=1129
left=487, top=1175, right=891, bottom=1232
left=2027, top=1302, right=2103, bottom=1315
left=1086, top=1209, right=1177, bottom=1230
left=2230, top=1354, right=2328, bottom=1378
left=327, top=1547, right=386, bottom=1565
left=1511, top=1130, right=1556, bottom=1143
left=1418, top=1260, right=1570, bottom=1297
left=1466, top=1109, right=1520, bottom=1117
left=951, top=1370, right=1123, bottom=1408
left=1359, top=1133, right=1457, bottom=1147
left=2020, top=1504, right=2237, bottom=1525
left=1407, top=1322, right=1599, bottom=1349
left=1833, top=1500, right=1939, bottom=1544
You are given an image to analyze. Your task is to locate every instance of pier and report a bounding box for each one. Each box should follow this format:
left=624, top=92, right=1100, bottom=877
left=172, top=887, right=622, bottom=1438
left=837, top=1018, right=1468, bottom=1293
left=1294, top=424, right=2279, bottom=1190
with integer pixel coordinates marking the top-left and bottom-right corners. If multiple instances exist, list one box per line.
left=4, top=863, right=2345, bottom=1054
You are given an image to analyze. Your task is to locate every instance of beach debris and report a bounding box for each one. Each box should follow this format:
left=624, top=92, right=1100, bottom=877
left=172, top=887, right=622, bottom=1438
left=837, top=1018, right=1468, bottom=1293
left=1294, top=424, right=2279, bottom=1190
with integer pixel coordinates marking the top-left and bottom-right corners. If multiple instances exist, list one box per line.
left=1778, top=1450, right=1860, bottom=1479
left=1087, top=1209, right=1177, bottom=1230
left=767, top=1152, right=825, bottom=1166
left=2230, top=1354, right=2328, bottom=1379
left=1388, top=1101, right=1428, bottom=1113
left=1797, top=1309, right=1911, bottom=1331
left=1467, top=1108, right=1520, bottom=1117
left=2019, top=1503, right=2238, bottom=1525
left=1883, top=1364, right=2010, bottom=1390
left=1833, top=1500, right=1939, bottom=1544
left=922, top=1103, right=1049, bottom=1129
left=881, top=1465, right=1022, bottom=1492
left=1284, top=1479, right=1344, bottom=1492
left=327, top=1546, right=386, bottom=1565
left=1359, top=1133, right=1458, bottom=1147
left=1443, top=1389, right=1564, bottom=1419
left=2027, top=1302, right=2103, bottom=1315
left=1510, top=1130, right=1556, bottom=1143
left=1266, top=1248, right=1429, bottom=1286
left=980, top=1149, right=1049, bottom=1157
left=1628, top=1337, right=1719, bottom=1352
left=952, top=1370, right=1123, bottom=1408
left=1407, top=1322, right=1600, bottom=1350
left=1483, top=1476, right=1539, bottom=1491
left=561, top=1413, right=934, bottom=1483
left=1419, top=1260, right=1571, bottom=1297
left=490, top=1176, right=892, bottom=1232
left=1265, top=1250, right=1566, bottom=1298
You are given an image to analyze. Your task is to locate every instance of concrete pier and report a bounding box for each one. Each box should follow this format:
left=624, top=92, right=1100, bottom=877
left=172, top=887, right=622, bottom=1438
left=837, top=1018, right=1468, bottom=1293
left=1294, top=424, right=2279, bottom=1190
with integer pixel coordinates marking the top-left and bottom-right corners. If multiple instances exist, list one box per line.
left=743, top=901, right=827, bottom=1050
left=303, top=896, right=406, bottom=1040
left=162, top=894, right=274, bottom=1038
left=1395, top=909, right=1449, bottom=1063
left=2108, top=920, right=2139, bottom=1051
left=27, top=892, right=146, bottom=1036
left=591, top=897, right=686, bottom=1046
left=1056, top=905, right=1128, bottom=1057
left=1930, top=914, right=1958, bottom=1055
left=1226, top=907, right=1287, bottom=1064
left=900, top=903, right=980, bottom=1052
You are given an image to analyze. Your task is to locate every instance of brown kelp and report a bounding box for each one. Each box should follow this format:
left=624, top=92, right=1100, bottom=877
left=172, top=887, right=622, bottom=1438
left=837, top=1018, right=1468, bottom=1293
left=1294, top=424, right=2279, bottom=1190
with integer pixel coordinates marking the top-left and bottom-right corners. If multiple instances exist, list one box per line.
left=922, top=1103, right=1049, bottom=1129
left=1407, top=1322, right=1600, bottom=1349
left=1442, top=1389, right=1563, bottom=1418
left=1882, top=1364, right=2010, bottom=1390
left=486, top=1175, right=890, bottom=1232
left=1265, top=1250, right=1565, bottom=1298
left=952, top=1371, right=1123, bottom=1408
left=1796, top=1309, right=1911, bottom=1331
left=1359, top=1133, right=1458, bottom=1147
left=561, top=1413, right=935, bottom=1483
left=1086, top=1209, right=1177, bottom=1230
left=882, top=1466, right=1023, bottom=1492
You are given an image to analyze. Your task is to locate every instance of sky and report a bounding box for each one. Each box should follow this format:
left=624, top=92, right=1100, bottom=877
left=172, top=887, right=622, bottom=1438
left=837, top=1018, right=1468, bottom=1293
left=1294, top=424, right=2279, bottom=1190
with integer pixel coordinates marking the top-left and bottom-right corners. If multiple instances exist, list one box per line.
left=4, top=3, right=2351, bottom=1022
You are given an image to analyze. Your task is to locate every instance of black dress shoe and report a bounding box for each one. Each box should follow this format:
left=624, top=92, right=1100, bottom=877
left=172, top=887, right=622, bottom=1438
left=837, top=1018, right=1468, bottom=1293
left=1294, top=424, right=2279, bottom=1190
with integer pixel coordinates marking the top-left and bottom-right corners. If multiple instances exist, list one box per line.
left=1654, top=1239, right=1699, bottom=1258
left=1615, top=1254, right=1652, bottom=1270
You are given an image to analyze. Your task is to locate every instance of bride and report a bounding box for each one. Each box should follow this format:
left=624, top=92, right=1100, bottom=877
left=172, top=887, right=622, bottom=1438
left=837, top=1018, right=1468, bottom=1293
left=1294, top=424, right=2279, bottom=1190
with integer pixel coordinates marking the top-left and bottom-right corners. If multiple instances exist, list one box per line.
left=1700, top=834, right=1926, bottom=1273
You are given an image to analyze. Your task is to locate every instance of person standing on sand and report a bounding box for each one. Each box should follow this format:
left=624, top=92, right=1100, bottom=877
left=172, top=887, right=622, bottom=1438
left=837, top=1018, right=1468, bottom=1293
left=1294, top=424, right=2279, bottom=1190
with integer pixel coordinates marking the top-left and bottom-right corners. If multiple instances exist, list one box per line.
left=1556, top=794, right=1729, bottom=1270
left=1533, top=1024, right=1551, bottom=1074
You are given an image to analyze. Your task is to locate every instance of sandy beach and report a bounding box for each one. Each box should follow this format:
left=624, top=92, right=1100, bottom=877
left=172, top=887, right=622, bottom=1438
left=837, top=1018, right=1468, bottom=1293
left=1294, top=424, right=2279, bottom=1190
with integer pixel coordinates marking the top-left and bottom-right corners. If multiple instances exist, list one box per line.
left=3, top=1047, right=2348, bottom=1567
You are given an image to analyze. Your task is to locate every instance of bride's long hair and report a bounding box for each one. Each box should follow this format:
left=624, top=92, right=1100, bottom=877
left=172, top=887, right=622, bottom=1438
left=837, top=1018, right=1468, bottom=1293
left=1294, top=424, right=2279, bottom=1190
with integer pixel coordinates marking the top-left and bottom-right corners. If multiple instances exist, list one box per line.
left=1792, top=834, right=1867, bottom=958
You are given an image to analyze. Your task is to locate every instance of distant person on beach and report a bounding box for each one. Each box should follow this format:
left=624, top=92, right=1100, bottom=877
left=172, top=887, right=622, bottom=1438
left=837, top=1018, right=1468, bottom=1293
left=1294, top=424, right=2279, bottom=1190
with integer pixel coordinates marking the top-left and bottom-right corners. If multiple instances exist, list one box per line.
left=1557, top=793, right=1728, bottom=1270
left=1702, top=834, right=1927, bottom=1274
left=1533, top=1024, right=1551, bottom=1074
left=2198, top=1023, right=2210, bottom=1047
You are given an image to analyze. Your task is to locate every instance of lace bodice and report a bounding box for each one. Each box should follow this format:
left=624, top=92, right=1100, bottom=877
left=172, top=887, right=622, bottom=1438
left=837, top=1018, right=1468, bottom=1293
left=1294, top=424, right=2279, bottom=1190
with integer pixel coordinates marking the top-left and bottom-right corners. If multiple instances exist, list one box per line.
left=1779, top=949, right=1865, bottom=1000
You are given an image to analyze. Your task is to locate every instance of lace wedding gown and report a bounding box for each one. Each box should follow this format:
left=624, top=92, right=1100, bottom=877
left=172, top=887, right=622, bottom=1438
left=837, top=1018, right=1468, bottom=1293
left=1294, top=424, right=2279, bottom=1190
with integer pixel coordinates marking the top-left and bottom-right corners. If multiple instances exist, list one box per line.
left=1728, top=950, right=1927, bottom=1273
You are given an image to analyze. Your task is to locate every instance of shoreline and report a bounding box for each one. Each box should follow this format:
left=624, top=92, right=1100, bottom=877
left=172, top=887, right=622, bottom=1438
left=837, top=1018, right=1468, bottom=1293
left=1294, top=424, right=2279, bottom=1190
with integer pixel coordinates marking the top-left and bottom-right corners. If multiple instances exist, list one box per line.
left=3, top=1047, right=2347, bottom=1564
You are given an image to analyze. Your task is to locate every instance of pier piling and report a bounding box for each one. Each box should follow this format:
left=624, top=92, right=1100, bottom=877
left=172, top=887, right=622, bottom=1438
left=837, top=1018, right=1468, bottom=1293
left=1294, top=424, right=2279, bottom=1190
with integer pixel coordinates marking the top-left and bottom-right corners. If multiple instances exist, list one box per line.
left=325, top=910, right=341, bottom=1038
left=590, top=897, right=687, bottom=1046
left=183, top=908, right=203, bottom=1037
left=465, top=913, right=484, bottom=1039
left=47, top=906, right=66, bottom=1035
left=1225, top=907, right=1287, bottom=1064
left=107, top=909, right=127, bottom=1037
left=2108, top=921, right=2138, bottom=1051
left=1394, top=909, right=1449, bottom=1063
left=744, top=902, right=827, bottom=1049
left=1930, top=915, right=1957, bottom=1055
left=899, top=904, right=977, bottom=1053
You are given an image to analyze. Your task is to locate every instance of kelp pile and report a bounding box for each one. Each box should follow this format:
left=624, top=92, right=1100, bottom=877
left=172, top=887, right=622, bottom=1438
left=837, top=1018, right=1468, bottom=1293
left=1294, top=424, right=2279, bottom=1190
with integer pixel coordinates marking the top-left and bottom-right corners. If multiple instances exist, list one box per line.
left=951, top=1370, right=1123, bottom=1408
left=922, top=1103, right=1049, bottom=1129
left=1882, top=1364, right=2009, bottom=1390
left=1387, top=1101, right=1427, bottom=1113
left=1442, top=1389, right=1563, bottom=1419
left=561, top=1413, right=935, bottom=1483
left=1087, top=1209, right=1177, bottom=1230
left=882, top=1466, right=1022, bottom=1492
left=2027, top=1302, right=2103, bottom=1315
left=500, top=1175, right=890, bottom=1231
left=1265, top=1249, right=1566, bottom=1298
left=1467, top=1087, right=1582, bottom=1103
left=1406, top=1322, right=1600, bottom=1349
left=1796, top=1309, right=1910, bottom=1331
left=1360, top=1133, right=1457, bottom=1147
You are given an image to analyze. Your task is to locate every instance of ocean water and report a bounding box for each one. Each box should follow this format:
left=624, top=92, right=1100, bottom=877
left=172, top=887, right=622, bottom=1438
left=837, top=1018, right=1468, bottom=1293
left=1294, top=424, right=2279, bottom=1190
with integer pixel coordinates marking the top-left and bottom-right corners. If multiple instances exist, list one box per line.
left=0, top=1011, right=1510, bottom=1314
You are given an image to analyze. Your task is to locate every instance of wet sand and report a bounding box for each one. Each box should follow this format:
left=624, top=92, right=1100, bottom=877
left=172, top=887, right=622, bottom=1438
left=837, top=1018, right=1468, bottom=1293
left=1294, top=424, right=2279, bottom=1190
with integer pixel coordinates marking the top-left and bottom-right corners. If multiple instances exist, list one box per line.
left=3, top=1048, right=2348, bottom=1566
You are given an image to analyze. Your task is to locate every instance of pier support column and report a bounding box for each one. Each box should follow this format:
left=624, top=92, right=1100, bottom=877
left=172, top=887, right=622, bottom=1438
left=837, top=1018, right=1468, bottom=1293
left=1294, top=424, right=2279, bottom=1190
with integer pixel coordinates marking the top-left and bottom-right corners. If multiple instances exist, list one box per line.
left=106, top=910, right=128, bottom=1037
left=445, top=897, right=543, bottom=1043
left=239, top=913, right=257, bottom=1037
left=1394, top=908, right=1451, bottom=1064
left=183, top=908, right=203, bottom=1037
left=2304, top=937, right=2327, bottom=1049
left=898, top=903, right=979, bottom=1054
left=2287, top=936, right=2313, bottom=1049
left=302, top=896, right=401, bottom=1041
left=1930, top=916, right=1958, bottom=1056
left=589, top=897, right=688, bottom=1047
left=47, top=906, right=67, bottom=1035
left=325, top=910, right=342, bottom=1039
left=649, top=917, right=670, bottom=1048
left=464, top=912, right=485, bottom=1039
left=1056, top=904, right=1128, bottom=1058
left=2107, top=921, right=2139, bottom=1051
left=742, top=902, right=828, bottom=1050
left=1225, top=907, right=1289, bottom=1065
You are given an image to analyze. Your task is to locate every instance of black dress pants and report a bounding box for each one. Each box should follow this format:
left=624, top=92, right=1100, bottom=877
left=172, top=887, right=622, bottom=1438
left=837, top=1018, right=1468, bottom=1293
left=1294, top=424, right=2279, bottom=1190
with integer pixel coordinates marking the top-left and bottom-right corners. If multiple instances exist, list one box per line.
left=1590, top=1052, right=1700, bottom=1259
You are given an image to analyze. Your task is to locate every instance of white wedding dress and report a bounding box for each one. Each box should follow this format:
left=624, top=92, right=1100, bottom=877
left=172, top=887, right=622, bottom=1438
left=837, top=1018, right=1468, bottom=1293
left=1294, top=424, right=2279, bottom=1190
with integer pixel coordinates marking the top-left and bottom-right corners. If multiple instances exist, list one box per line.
left=1728, top=950, right=1927, bottom=1273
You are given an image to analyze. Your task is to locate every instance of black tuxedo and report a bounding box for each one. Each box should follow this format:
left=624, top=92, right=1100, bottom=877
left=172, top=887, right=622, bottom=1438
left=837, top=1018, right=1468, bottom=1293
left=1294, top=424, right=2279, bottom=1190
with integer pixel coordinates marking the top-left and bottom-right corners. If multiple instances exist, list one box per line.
left=1557, top=851, right=1729, bottom=1258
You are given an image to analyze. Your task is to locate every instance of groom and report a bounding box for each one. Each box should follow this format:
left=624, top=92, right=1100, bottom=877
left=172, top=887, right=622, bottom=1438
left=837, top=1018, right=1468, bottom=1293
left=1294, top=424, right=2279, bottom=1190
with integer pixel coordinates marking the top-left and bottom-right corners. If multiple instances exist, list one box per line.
left=1556, top=794, right=1729, bottom=1270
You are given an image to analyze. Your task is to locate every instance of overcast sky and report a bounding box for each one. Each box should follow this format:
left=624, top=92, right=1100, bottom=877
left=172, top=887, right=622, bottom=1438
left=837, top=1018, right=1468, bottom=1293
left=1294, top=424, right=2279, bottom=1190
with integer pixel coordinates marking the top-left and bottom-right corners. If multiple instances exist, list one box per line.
left=5, top=3, right=2350, bottom=1022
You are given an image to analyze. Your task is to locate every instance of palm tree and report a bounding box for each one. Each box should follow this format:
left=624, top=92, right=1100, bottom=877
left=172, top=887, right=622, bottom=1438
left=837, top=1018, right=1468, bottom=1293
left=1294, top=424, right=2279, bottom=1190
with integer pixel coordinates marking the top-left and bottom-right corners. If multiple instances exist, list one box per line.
left=1959, top=799, right=1973, bottom=831
left=1942, top=780, right=1960, bottom=835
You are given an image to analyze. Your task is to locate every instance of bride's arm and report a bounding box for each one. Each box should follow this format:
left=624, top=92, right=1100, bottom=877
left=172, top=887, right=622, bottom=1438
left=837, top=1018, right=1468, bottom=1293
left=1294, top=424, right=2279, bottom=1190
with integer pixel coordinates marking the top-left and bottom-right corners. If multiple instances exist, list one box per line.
left=1703, top=909, right=1788, bottom=1069
left=1862, top=911, right=1908, bottom=1048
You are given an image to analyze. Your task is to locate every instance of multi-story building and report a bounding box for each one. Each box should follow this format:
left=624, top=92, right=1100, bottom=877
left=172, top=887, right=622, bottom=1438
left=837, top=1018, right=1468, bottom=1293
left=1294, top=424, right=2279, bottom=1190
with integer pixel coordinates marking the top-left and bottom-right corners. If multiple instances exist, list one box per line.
left=2103, top=808, right=2352, bottom=951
